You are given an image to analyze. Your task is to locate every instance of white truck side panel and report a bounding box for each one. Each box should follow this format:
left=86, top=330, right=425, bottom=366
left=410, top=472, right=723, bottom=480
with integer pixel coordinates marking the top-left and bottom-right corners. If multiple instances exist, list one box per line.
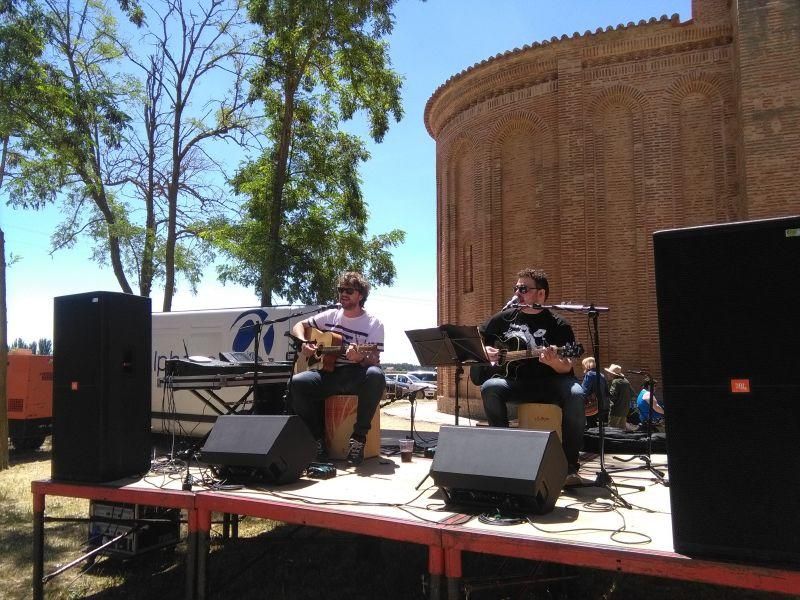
left=151, top=305, right=317, bottom=437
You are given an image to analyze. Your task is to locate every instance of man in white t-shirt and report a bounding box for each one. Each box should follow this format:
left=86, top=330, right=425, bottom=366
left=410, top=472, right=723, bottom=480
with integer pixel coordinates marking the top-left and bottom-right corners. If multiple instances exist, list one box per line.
left=289, top=272, right=385, bottom=465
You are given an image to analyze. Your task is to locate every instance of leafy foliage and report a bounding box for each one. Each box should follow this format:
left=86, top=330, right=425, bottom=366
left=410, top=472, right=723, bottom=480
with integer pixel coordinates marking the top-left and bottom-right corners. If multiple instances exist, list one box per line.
left=215, top=0, right=406, bottom=306
left=9, top=337, right=51, bottom=354
left=3, top=0, right=256, bottom=308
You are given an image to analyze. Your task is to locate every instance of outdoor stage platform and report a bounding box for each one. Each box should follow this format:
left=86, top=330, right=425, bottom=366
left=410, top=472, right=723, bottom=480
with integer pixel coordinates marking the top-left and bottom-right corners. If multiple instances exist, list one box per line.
left=32, top=449, right=800, bottom=599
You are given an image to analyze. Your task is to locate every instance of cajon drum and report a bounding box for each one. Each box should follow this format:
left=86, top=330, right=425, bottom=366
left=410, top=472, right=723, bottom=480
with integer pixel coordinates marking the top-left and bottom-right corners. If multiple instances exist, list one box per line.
left=517, top=403, right=562, bottom=442
left=324, top=395, right=381, bottom=460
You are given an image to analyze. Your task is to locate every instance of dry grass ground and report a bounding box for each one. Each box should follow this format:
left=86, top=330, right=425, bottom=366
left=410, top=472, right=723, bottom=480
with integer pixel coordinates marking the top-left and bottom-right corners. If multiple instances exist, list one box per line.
left=0, top=407, right=795, bottom=599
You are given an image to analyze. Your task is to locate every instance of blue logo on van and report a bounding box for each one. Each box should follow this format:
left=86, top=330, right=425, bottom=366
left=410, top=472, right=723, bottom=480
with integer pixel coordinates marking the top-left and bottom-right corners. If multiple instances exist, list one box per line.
left=230, top=309, right=274, bottom=354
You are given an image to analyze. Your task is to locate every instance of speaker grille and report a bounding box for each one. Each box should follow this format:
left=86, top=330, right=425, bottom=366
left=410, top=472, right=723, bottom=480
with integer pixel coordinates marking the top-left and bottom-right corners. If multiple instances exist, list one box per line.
left=52, top=292, right=151, bottom=482
left=431, top=426, right=566, bottom=514
left=654, top=216, right=800, bottom=565
left=201, top=415, right=316, bottom=485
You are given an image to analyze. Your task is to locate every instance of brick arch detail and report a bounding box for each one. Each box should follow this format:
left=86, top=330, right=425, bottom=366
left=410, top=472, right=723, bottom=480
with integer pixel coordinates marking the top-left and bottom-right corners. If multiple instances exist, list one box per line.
left=667, top=70, right=729, bottom=103
left=441, top=133, right=482, bottom=328
left=585, top=88, right=648, bottom=367
left=486, top=113, right=558, bottom=309
left=588, top=84, right=650, bottom=114
left=668, top=71, right=739, bottom=229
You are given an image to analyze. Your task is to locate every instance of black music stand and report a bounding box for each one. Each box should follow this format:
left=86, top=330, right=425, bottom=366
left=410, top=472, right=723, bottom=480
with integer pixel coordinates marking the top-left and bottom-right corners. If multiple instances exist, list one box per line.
left=405, top=325, right=488, bottom=426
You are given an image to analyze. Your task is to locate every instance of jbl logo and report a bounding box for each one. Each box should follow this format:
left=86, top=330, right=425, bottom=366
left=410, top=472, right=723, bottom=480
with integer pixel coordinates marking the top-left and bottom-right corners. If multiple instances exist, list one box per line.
left=730, top=379, right=750, bottom=393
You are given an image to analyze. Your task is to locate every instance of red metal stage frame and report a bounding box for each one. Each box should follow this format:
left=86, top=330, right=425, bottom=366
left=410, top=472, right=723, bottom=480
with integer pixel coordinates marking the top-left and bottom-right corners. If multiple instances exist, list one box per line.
left=32, top=478, right=800, bottom=599
left=439, top=528, right=800, bottom=598
left=31, top=480, right=197, bottom=600
left=193, top=492, right=445, bottom=600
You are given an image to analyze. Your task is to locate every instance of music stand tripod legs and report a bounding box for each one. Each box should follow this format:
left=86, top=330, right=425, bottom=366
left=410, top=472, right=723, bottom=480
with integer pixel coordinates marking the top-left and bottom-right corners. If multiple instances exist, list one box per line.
left=609, top=375, right=668, bottom=485
left=567, top=306, right=644, bottom=508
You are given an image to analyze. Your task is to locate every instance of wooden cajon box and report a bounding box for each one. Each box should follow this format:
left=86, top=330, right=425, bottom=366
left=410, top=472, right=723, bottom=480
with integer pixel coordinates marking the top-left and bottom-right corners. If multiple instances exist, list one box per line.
left=324, top=395, right=380, bottom=460
left=517, top=403, right=562, bottom=442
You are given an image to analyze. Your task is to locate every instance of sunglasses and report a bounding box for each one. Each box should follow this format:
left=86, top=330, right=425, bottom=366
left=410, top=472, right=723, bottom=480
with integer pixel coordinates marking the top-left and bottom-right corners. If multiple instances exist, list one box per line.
left=337, top=286, right=357, bottom=295
left=513, top=285, right=541, bottom=294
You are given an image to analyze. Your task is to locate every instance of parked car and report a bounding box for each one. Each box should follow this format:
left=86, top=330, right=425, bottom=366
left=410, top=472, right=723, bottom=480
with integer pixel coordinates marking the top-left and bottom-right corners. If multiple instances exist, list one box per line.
left=384, top=373, right=411, bottom=399
left=392, top=373, right=436, bottom=399
left=408, top=370, right=437, bottom=384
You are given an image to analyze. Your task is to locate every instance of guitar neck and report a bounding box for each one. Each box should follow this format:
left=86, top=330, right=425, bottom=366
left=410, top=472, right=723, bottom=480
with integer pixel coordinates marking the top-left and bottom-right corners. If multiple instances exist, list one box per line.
left=317, top=343, right=379, bottom=355
left=500, top=347, right=546, bottom=364
left=499, top=343, right=581, bottom=364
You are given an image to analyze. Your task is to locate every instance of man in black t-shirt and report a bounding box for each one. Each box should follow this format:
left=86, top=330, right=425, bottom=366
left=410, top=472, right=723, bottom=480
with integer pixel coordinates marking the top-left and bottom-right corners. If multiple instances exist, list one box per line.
left=479, top=268, right=585, bottom=483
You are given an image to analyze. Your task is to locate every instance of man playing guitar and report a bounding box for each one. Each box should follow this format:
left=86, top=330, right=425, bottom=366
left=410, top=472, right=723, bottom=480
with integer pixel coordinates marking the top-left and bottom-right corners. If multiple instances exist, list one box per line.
left=479, top=268, right=586, bottom=486
left=289, top=272, right=385, bottom=465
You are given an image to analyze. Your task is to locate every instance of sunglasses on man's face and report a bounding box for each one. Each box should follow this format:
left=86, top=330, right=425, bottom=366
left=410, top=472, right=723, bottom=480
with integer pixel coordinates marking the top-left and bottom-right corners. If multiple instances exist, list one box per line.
left=513, top=285, right=541, bottom=294
left=337, top=287, right=356, bottom=295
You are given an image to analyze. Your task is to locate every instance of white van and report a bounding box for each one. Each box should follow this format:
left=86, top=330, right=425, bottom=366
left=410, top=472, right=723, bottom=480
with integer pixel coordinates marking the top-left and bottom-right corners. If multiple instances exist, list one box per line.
left=151, top=305, right=320, bottom=437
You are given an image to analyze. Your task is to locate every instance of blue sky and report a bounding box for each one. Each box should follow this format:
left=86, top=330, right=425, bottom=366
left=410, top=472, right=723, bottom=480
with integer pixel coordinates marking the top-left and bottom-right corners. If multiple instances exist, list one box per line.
left=2, top=0, right=691, bottom=364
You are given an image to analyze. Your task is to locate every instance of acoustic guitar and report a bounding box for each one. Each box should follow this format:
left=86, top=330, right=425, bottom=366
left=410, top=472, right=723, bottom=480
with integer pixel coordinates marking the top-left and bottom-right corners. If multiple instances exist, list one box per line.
left=469, top=340, right=584, bottom=384
left=289, top=327, right=379, bottom=373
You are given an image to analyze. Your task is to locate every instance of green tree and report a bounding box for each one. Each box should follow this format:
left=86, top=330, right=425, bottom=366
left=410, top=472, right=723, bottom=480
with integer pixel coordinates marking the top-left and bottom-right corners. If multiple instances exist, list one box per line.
left=37, top=337, right=52, bottom=354
left=5, top=0, right=136, bottom=292
left=5, top=0, right=256, bottom=308
left=113, top=0, right=257, bottom=308
left=0, top=0, right=51, bottom=192
left=215, top=0, right=405, bottom=306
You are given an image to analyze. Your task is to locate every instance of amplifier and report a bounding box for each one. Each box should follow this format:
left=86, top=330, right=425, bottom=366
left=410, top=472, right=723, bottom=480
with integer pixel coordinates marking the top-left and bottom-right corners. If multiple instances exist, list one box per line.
left=88, top=501, right=180, bottom=557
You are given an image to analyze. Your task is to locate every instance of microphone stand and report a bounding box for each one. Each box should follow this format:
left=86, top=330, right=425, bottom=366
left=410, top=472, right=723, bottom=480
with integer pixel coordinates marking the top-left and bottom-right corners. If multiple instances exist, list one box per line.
left=608, top=372, right=668, bottom=486
left=243, top=304, right=334, bottom=414
left=545, top=302, right=643, bottom=508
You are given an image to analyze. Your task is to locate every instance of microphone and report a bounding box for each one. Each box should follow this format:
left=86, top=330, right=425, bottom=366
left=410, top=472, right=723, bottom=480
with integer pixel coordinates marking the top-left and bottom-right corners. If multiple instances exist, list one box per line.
left=501, top=296, right=520, bottom=310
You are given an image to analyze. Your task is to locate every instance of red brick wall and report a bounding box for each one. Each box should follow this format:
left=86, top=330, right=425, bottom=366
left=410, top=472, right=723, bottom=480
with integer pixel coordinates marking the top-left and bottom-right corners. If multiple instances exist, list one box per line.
left=426, top=2, right=800, bottom=413
left=736, top=0, right=800, bottom=217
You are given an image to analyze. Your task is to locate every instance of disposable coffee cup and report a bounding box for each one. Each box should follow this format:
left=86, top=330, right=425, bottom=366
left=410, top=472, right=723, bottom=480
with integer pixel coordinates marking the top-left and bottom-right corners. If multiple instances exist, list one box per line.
left=399, top=439, right=414, bottom=462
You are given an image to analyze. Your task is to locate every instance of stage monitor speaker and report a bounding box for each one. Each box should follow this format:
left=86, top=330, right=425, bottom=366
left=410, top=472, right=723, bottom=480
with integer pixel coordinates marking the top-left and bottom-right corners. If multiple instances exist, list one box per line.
left=52, top=291, right=152, bottom=482
left=200, top=415, right=316, bottom=485
left=654, top=216, right=800, bottom=565
left=431, top=426, right=566, bottom=514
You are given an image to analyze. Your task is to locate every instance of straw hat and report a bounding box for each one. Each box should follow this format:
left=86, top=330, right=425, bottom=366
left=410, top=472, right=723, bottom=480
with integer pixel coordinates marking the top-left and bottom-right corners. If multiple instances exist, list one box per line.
left=604, top=363, right=625, bottom=377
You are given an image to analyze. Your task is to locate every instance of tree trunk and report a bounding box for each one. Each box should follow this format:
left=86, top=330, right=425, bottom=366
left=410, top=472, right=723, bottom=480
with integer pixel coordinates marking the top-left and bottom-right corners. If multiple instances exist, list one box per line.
left=108, top=232, right=133, bottom=295
left=163, top=98, right=184, bottom=312
left=0, top=228, right=9, bottom=470
left=260, top=88, right=296, bottom=306
left=139, top=145, right=156, bottom=297
left=87, top=184, right=133, bottom=294
left=0, top=135, right=8, bottom=190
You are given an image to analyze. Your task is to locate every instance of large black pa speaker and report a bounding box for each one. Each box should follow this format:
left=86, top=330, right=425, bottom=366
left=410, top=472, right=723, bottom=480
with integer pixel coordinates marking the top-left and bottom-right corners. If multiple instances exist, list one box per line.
left=53, top=291, right=152, bottom=482
left=431, top=426, right=567, bottom=514
left=654, top=216, right=800, bottom=565
left=200, top=415, right=316, bottom=485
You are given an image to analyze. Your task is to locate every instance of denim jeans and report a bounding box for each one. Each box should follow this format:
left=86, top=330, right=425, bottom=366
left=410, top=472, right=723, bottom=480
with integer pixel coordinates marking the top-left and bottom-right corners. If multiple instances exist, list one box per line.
left=481, top=375, right=585, bottom=468
left=289, top=365, right=385, bottom=440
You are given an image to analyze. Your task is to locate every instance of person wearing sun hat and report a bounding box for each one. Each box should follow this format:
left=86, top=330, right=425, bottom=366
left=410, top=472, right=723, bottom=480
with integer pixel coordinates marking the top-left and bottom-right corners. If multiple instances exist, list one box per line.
left=604, top=363, right=633, bottom=429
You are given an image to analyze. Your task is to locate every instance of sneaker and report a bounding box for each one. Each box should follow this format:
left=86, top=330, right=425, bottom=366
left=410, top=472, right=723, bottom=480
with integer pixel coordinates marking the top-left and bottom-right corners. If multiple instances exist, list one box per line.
left=315, top=438, right=327, bottom=461
left=346, top=437, right=366, bottom=466
left=564, top=466, right=583, bottom=487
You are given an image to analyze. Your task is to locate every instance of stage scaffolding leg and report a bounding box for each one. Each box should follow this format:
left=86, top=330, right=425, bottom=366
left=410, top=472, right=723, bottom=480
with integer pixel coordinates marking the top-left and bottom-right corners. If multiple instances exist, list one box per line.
left=32, top=491, right=45, bottom=600
left=195, top=507, right=212, bottom=600
left=428, top=545, right=444, bottom=599
left=445, top=547, right=462, bottom=600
